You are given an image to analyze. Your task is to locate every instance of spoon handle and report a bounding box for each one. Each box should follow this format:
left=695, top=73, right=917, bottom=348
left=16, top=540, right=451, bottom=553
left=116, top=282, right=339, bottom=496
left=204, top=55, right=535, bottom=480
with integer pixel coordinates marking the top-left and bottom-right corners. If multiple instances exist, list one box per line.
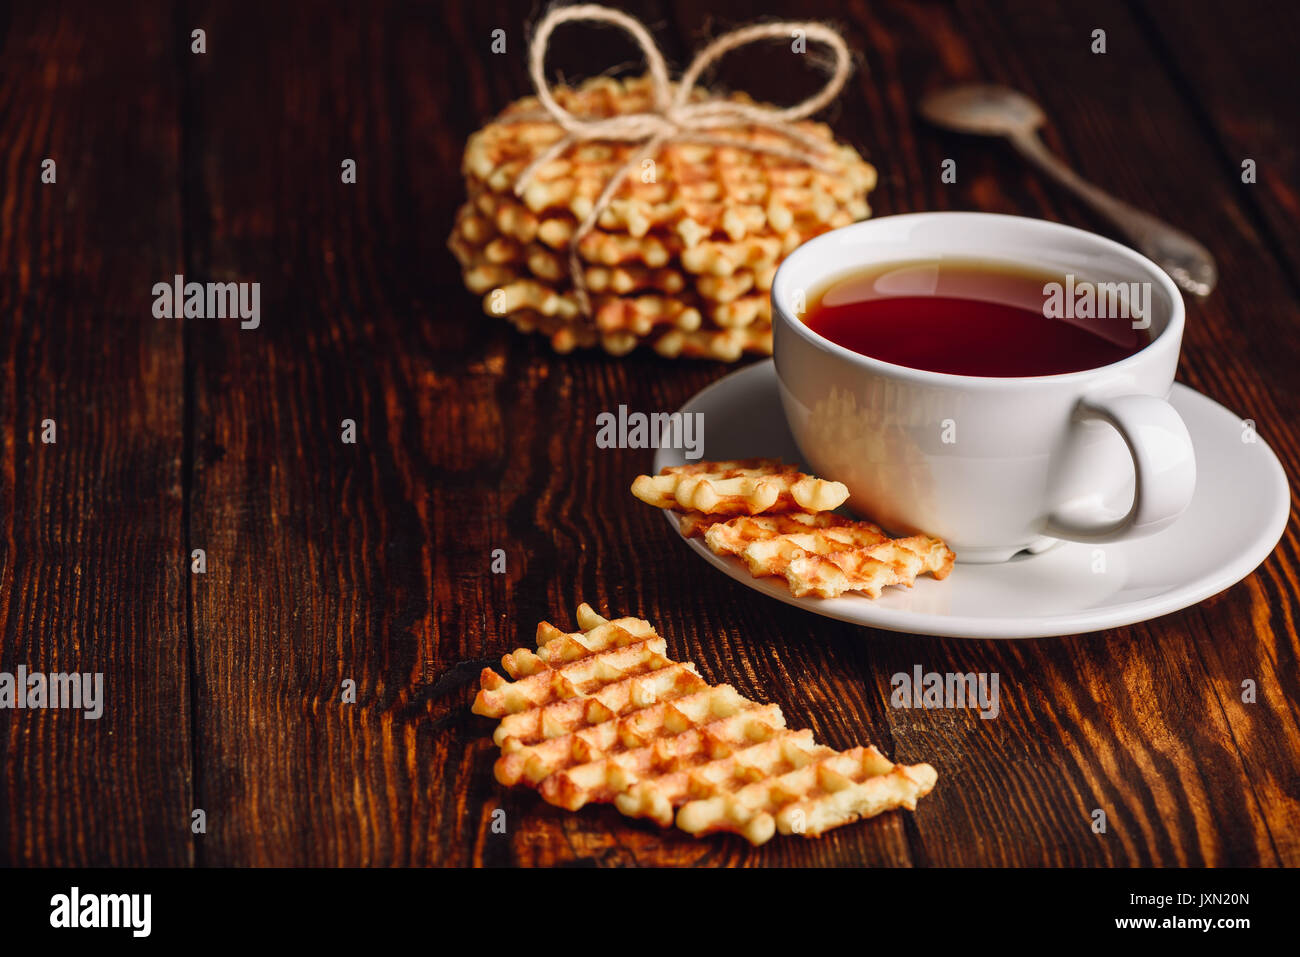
left=1009, top=129, right=1217, bottom=296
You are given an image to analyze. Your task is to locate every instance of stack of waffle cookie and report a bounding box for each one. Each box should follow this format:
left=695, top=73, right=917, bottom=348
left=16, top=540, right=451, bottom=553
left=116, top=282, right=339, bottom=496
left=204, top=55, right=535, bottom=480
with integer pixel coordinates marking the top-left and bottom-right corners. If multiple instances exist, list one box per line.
left=449, top=74, right=876, bottom=360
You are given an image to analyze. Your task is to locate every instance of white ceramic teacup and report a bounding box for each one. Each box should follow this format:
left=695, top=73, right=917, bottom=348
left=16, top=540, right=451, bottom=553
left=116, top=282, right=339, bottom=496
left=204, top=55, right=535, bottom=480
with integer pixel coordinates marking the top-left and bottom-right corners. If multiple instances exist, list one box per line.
left=772, top=212, right=1196, bottom=563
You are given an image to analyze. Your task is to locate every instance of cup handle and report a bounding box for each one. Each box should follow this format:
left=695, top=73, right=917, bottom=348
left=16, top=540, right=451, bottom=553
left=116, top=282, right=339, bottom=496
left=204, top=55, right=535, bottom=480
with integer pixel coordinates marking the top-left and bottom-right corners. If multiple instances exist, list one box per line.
left=1044, top=393, right=1196, bottom=543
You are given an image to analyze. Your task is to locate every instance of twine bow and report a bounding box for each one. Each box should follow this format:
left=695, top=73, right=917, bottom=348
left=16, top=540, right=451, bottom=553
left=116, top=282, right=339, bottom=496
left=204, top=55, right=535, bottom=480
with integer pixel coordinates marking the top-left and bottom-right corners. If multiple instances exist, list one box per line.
left=511, top=4, right=853, bottom=318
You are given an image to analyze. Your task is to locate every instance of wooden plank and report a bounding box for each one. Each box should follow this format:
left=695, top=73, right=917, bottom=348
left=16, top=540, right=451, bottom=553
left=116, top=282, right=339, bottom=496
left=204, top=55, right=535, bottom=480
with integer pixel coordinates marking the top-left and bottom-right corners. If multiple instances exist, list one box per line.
left=0, top=3, right=192, bottom=865
left=988, top=0, right=1299, bottom=868
left=871, top=0, right=1297, bottom=865
left=179, top=1, right=423, bottom=866
left=1137, top=0, right=1300, bottom=285
left=1128, top=0, right=1300, bottom=863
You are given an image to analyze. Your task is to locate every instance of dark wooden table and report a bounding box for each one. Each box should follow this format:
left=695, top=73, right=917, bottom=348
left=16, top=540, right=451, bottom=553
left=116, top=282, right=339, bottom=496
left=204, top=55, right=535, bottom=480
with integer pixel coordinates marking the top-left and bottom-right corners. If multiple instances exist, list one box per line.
left=1, top=0, right=1296, bottom=867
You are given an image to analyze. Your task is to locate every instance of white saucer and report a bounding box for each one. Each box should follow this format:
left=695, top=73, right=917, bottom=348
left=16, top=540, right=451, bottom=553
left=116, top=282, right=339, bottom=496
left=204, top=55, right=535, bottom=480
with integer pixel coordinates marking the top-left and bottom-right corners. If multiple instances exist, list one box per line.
left=652, top=360, right=1290, bottom=638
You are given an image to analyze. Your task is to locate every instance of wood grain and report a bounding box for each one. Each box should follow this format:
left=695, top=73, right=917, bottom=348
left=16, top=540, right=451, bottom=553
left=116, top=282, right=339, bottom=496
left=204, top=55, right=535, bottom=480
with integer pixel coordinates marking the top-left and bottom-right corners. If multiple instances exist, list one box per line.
left=0, top=2, right=192, bottom=866
left=0, top=0, right=1295, bottom=867
left=1138, top=0, right=1300, bottom=284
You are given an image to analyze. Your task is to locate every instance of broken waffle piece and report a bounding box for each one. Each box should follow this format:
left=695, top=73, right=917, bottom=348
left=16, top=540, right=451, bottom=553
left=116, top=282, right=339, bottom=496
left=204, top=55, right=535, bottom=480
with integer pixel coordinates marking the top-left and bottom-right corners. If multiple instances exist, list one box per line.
left=783, top=535, right=955, bottom=598
left=706, top=515, right=888, bottom=577
left=692, top=510, right=851, bottom=543
left=631, top=459, right=849, bottom=515
left=675, top=743, right=939, bottom=844
left=473, top=604, right=938, bottom=845
left=634, top=459, right=955, bottom=600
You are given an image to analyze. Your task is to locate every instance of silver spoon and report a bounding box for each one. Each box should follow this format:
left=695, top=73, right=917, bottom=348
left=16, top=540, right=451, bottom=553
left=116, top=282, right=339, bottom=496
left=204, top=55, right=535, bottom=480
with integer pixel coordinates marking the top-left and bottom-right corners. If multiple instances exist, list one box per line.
left=919, top=83, right=1217, bottom=296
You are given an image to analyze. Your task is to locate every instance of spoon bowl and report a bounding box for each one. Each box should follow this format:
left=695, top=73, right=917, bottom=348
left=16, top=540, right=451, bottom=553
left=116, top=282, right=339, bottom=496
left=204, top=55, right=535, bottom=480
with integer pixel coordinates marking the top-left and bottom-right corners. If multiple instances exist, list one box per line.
left=919, top=83, right=1046, bottom=137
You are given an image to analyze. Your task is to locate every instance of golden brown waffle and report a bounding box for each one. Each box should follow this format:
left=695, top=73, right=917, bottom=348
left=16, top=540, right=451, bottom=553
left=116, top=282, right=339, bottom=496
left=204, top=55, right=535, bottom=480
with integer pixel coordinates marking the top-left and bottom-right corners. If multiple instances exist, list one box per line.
left=651, top=324, right=772, bottom=361
left=698, top=513, right=953, bottom=598
left=473, top=604, right=937, bottom=844
left=464, top=77, right=875, bottom=230
left=672, top=743, right=938, bottom=843
left=631, top=459, right=849, bottom=515
left=703, top=513, right=867, bottom=554
left=449, top=73, right=875, bottom=360
left=635, top=460, right=956, bottom=599
left=783, top=535, right=956, bottom=598
left=677, top=509, right=846, bottom=539
left=449, top=196, right=775, bottom=360
left=700, top=513, right=954, bottom=598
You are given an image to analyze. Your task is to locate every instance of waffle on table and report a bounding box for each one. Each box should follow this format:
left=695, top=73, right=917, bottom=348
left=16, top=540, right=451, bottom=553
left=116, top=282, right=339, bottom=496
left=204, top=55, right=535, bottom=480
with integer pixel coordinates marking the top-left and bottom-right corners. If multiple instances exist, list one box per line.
left=473, top=603, right=937, bottom=844
left=449, top=74, right=876, bottom=359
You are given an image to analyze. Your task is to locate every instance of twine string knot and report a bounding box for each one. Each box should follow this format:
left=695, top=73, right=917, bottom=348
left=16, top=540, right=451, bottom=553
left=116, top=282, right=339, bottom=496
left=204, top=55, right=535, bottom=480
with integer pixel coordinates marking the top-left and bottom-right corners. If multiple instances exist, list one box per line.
left=511, top=4, right=853, bottom=318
